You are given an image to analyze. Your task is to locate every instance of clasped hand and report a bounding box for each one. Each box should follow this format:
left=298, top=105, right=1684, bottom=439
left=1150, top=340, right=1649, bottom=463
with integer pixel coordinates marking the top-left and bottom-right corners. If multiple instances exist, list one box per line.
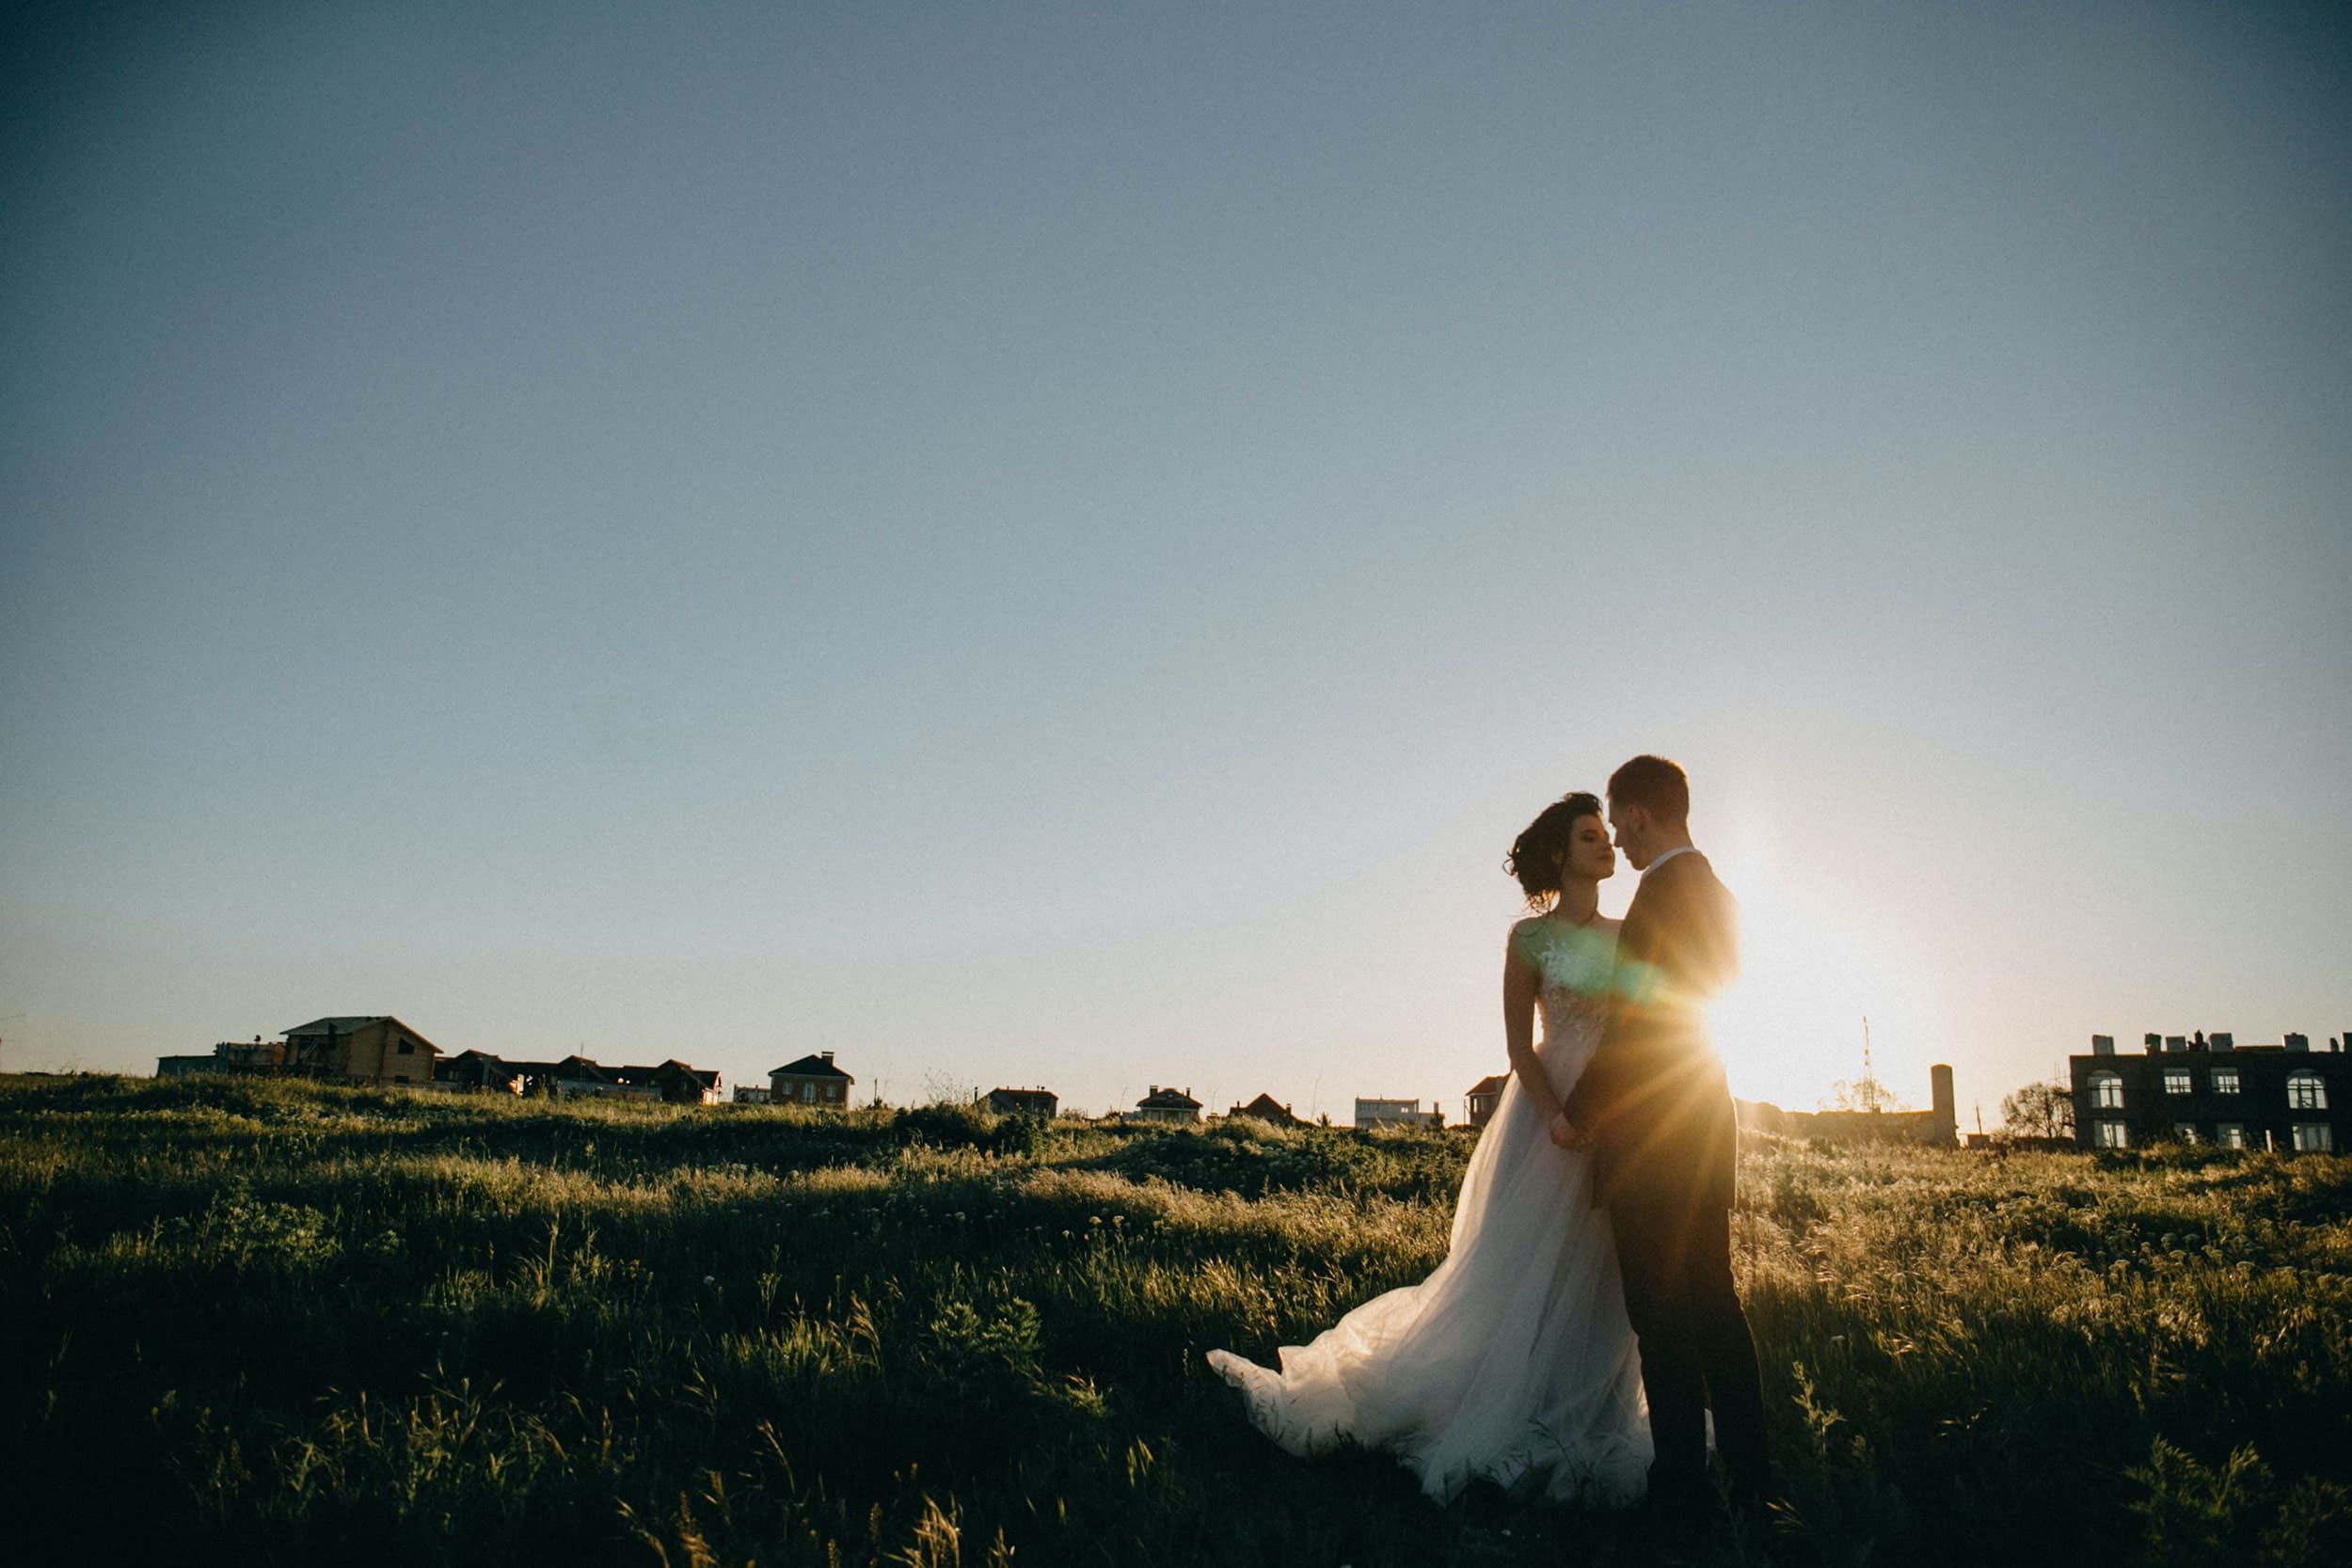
left=1547, top=1109, right=1589, bottom=1150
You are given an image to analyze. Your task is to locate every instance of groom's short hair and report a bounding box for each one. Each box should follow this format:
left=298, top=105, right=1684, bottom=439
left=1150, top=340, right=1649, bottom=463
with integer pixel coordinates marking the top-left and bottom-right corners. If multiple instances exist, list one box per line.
left=1608, top=754, right=1690, bottom=823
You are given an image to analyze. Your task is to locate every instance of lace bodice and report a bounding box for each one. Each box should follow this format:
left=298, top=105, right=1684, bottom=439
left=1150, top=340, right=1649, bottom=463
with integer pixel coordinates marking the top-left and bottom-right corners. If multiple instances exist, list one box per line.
left=1512, top=914, right=1621, bottom=1090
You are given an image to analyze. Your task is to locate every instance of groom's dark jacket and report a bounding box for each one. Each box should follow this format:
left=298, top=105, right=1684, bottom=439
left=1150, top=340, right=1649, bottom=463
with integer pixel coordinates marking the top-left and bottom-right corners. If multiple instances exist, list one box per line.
left=1563, top=849, right=1740, bottom=1212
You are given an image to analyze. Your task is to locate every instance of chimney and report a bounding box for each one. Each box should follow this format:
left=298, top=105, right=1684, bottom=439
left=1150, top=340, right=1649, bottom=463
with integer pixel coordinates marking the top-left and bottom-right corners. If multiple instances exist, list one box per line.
left=2144, top=1034, right=2162, bottom=1054
left=1931, top=1065, right=1957, bottom=1146
left=2286, top=1033, right=2310, bottom=1053
left=2211, top=1033, right=2233, bottom=1052
left=1149, top=1085, right=1158, bottom=1097
left=820, top=1051, right=834, bottom=1063
left=2091, top=1034, right=2115, bottom=1056
left=2164, top=1036, right=2187, bottom=1053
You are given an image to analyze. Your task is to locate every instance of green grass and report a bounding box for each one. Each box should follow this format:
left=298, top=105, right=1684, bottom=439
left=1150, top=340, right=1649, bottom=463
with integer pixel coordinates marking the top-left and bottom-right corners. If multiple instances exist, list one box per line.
left=3, top=1073, right=2348, bottom=1565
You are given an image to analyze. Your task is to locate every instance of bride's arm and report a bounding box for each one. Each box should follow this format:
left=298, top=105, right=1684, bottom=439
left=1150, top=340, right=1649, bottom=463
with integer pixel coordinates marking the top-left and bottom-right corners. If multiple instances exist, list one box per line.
left=1502, top=928, right=1567, bottom=1129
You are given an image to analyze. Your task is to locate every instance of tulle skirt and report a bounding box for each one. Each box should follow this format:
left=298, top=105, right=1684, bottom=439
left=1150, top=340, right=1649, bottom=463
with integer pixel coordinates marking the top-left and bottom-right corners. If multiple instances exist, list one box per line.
left=1206, top=1067, right=1650, bottom=1505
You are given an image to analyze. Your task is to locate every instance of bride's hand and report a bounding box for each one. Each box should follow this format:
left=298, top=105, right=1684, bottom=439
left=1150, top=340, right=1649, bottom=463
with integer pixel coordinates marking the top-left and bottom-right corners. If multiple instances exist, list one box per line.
left=1548, top=1109, right=1586, bottom=1150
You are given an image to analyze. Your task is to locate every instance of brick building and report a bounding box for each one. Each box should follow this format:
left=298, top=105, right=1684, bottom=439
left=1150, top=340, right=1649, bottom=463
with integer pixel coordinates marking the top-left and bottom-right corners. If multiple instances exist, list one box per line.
left=1131, top=1085, right=1201, bottom=1124
left=771, top=1051, right=854, bottom=1107
left=1224, top=1091, right=1305, bottom=1128
left=2070, top=1031, right=2351, bottom=1152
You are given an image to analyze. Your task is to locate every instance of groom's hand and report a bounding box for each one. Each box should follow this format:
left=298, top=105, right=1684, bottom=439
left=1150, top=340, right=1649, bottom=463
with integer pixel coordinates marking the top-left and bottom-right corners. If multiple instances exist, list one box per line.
left=1548, top=1109, right=1587, bottom=1150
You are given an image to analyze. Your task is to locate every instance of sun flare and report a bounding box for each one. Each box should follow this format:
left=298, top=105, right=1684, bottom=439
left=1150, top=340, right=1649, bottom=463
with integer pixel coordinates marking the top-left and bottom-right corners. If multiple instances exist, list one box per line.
left=1700, top=846, right=1933, bottom=1114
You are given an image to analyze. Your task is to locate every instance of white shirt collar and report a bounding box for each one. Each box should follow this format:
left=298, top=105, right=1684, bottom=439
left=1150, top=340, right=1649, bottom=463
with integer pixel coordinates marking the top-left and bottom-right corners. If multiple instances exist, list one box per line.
left=1644, top=845, right=1698, bottom=877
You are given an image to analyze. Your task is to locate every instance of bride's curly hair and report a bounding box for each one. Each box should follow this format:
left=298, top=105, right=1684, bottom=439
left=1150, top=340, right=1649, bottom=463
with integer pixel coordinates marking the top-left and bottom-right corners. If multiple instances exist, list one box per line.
left=1504, top=791, right=1603, bottom=909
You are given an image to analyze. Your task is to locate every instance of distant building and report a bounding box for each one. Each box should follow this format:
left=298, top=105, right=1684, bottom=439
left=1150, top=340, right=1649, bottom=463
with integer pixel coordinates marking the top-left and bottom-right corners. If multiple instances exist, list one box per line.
left=986, top=1086, right=1059, bottom=1117
left=1131, top=1085, right=1202, bottom=1124
left=437, top=1050, right=525, bottom=1093
left=488, top=1055, right=657, bottom=1101
left=281, top=1017, right=440, bottom=1085
left=1225, top=1092, right=1305, bottom=1128
left=2072, top=1031, right=2350, bottom=1151
left=732, top=1085, right=772, bottom=1105
left=1735, top=1065, right=1958, bottom=1148
left=155, top=1053, right=225, bottom=1079
left=771, top=1051, right=854, bottom=1108
left=159, top=1018, right=439, bottom=1087
left=612, top=1060, right=723, bottom=1106
left=1355, top=1097, right=1443, bottom=1131
left=1465, top=1074, right=1509, bottom=1129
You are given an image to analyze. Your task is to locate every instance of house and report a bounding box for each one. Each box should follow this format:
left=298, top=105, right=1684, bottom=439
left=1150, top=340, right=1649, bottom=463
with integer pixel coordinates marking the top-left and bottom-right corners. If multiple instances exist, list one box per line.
left=485, top=1055, right=660, bottom=1101
left=281, top=1016, right=441, bottom=1085
left=613, top=1060, right=723, bottom=1106
left=436, top=1050, right=525, bottom=1094
left=1131, top=1085, right=1201, bottom=1124
left=2071, top=1031, right=2351, bottom=1151
left=1464, top=1074, right=1509, bottom=1129
left=473, top=1054, right=720, bottom=1104
left=732, top=1085, right=772, bottom=1105
left=1224, top=1092, right=1304, bottom=1128
left=158, top=1019, right=439, bottom=1086
left=986, top=1086, right=1059, bottom=1117
left=771, top=1051, right=854, bottom=1108
left=1735, top=1066, right=1958, bottom=1148
left=1356, top=1097, right=1443, bottom=1131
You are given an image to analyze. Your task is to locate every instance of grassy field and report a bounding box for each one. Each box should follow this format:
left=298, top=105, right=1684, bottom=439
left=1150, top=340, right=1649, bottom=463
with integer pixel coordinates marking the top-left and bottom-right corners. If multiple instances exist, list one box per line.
left=3, top=1073, right=2349, bottom=1566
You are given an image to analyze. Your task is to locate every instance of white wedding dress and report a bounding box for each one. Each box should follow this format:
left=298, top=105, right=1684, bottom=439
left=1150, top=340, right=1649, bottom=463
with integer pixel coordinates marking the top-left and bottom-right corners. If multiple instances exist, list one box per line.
left=1206, top=915, right=1651, bottom=1506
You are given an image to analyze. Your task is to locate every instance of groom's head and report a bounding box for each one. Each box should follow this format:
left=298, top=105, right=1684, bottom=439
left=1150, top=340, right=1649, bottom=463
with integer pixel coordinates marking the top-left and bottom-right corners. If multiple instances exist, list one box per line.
left=1606, top=754, right=1691, bottom=870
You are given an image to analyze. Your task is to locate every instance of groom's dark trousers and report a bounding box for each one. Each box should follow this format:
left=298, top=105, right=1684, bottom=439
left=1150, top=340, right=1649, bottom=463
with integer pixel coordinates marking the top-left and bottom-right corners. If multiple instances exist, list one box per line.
left=1563, top=848, right=1772, bottom=1505
left=1610, top=1200, right=1770, bottom=1502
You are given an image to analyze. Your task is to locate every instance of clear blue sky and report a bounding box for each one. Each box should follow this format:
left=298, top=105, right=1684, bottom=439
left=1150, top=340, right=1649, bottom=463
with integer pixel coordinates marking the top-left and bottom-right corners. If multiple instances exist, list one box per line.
left=5, top=1, right=2346, bottom=1123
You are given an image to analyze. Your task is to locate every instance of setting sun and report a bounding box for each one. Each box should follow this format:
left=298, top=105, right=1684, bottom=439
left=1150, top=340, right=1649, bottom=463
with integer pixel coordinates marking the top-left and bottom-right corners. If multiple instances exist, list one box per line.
left=1703, top=847, right=1936, bottom=1115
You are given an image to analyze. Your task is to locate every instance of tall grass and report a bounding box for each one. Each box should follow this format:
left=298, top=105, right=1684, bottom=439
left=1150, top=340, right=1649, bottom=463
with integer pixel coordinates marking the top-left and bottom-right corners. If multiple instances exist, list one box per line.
left=2, top=1072, right=2347, bottom=1565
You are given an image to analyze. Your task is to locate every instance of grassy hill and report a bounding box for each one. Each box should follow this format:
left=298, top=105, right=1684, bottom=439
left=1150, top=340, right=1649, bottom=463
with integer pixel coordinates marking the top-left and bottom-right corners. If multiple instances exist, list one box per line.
left=2, top=1073, right=2348, bottom=1565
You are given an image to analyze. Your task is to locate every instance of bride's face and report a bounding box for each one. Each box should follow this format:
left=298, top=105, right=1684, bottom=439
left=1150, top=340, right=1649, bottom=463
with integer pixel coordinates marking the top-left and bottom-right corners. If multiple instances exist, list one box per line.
left=1561, top=814, right=1616, bottom=883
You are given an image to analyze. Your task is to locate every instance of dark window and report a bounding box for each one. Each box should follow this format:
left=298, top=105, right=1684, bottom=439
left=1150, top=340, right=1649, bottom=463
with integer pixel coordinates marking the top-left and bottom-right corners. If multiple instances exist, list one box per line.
left=397, top=1039, right=414, bottom=1054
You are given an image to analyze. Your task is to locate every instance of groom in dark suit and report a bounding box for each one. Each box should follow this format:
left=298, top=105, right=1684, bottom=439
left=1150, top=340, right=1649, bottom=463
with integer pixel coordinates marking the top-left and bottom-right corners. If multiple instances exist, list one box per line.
left=1555, top=754, right=1772, bottom=1515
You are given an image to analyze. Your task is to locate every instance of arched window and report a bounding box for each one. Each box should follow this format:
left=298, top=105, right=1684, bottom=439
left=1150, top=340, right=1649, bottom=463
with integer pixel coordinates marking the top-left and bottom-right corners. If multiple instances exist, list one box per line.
left=2287, top=1072, right=2328, bottom=1111
left=2090, top=1072, right=2124, bottom=1110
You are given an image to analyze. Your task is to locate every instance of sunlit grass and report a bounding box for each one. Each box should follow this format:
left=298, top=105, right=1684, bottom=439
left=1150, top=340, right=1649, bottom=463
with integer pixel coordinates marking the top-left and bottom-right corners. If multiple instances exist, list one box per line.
left=2, top=1072, right=2348, bottom=1565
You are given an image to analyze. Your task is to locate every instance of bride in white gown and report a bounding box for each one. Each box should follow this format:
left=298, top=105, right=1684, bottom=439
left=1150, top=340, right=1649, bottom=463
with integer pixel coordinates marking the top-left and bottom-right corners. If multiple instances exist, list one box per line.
left=1206, top=791, right=1651, bottom=1506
